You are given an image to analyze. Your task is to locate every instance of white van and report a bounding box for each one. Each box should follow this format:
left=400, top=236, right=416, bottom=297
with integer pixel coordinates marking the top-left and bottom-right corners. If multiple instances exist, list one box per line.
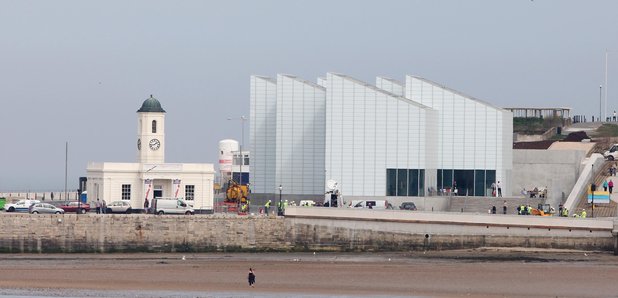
left=153, top=198, right=194, bottom=215
left=350, top=200, right=391, bottom=210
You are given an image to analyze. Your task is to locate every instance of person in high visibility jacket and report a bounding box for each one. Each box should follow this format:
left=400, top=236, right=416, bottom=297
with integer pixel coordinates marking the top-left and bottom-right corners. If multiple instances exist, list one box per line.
left=581, top=209, right=587, bottom=218
left=265, top=200, right=271, bottom=214
left=562, top=208, right=569, bottom=217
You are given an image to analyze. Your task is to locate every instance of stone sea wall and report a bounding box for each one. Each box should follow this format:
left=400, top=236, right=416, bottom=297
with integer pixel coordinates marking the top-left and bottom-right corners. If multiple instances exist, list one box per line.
left=0, top=210, right=614, bottom=253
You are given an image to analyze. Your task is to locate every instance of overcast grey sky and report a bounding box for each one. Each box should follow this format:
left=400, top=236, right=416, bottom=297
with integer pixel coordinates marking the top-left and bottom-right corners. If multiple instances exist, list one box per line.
left=1, top=0, right=617, bottom=191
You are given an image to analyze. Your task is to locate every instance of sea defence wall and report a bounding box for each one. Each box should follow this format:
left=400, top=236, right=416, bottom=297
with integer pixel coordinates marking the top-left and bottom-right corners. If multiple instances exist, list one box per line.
left=0, top=208, right=616, bottom=253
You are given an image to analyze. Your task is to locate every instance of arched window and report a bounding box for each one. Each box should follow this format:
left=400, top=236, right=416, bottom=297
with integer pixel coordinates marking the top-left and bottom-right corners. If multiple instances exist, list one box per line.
left=152, top=120, right=157, bottom=133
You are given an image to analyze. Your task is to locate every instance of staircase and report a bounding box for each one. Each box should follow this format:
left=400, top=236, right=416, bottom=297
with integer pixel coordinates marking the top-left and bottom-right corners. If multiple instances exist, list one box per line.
left=447, top=196, right=545, bottom=215
left=573, top=161, right=617, bottom=217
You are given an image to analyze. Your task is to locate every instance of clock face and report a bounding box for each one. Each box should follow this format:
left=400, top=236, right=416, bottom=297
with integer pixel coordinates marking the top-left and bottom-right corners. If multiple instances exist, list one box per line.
left=149, top=138, right=161, bottom=150
left=137, top=138, right=141, bottom=150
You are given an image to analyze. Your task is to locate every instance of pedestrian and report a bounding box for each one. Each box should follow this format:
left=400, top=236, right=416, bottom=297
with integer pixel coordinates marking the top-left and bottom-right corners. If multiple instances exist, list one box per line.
left=503, top=200, right=507, bottom=214
left=264, top=199, right=271, bottom=215
left=248, top=268, right=256, bottom=287
left=95, top=199, right=101, bottom=214
left=101, top=199, right=107, bottom=214
left=491, top=205, right=496, bottom=214
left=144, top=198, right=150, bottom=214
left=497, top=181, right=502, bottom=197
left=603, top=180, right=608, bottom=192
left=609, top=180, right=614, bottom=194
left=613, top=110, right=616, bottom=121
left=491, top=182, right=496, bottom=197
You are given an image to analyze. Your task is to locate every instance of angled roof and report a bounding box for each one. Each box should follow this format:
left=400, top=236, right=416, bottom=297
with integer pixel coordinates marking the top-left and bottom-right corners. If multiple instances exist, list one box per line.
left=251, top=75, right=276, bottom=84
left=328, top=73, right=433, bottom=110
left=407, top=75, right=506, bottom=111
left=376, top=76, right=404, bottom=86
left=278, top=74, right=325, bottom=90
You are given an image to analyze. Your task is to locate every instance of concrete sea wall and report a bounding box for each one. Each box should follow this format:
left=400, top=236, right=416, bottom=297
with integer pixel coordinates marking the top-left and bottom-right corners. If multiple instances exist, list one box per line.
left=0, top=207, right=615, bottom=253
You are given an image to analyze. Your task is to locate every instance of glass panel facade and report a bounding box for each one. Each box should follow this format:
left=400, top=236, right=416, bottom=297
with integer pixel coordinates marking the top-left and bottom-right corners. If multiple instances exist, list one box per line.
left=386, top=169, right=396, bottom=196
left=486, top=170, right=496, bottom=196
left=453, top=170, right=474, bottom=196
left=397, top=169, right=408, bottom=197
left=474, top=170, right=485, bottom=196
left=408, top=169, right=418, bottom=196
left=386, top=169, right=424, bottom=197
left=438, top=169, right=496, bottom=196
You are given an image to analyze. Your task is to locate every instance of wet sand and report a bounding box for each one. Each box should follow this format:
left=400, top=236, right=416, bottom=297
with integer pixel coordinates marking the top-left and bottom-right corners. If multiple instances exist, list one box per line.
left=1, top=249, right=617, bottom=297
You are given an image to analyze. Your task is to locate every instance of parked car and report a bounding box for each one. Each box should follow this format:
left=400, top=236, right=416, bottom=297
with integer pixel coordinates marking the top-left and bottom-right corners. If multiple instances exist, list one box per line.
left=106, top=201, right=132, bottom=214
left=29, top=203, right=65, bottom=214
left=4, top=199, right=41, bottom=212
left=399, top=202, right=417, bottom=211
left=59, top=201, right=90, bottom=213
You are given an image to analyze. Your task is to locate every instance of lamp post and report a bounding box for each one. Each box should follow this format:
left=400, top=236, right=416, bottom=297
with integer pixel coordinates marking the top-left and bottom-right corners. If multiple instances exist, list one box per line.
left=599, top=85, right=603, bottom=122
left=227, top=116, right=247, bottom=186
left=278, top=184, right=283, bottom=216
left=591, top=164, right=595, bottom=218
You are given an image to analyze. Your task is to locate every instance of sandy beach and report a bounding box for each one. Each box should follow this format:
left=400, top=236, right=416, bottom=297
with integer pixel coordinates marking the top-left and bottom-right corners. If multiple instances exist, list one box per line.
left=0, top=249, right=617, bottom=297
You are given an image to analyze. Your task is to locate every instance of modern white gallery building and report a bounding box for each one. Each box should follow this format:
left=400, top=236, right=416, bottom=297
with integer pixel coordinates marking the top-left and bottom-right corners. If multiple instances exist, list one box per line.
left=86, top=96, right=215, bottom=212
left=250, top=73, right=512, bottom=200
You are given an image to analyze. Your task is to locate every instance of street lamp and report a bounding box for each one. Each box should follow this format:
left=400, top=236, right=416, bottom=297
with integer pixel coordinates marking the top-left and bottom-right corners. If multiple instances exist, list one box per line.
left=227, top=116, right=247, bottom=186
left=591, top=164, right=595, bottom=218
left=599, top=85, right=603, bottom=122
left=278, top=184, right=283, bottom=216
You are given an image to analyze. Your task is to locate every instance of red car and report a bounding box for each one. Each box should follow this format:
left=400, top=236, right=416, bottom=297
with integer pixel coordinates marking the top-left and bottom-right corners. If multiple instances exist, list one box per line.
left=59, top=201, right=90, bottom=213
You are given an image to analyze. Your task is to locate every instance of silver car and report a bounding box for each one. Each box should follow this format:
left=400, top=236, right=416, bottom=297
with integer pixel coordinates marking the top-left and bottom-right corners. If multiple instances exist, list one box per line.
left=106, top=201, right=132, bottom=214
left=29, top=203, right=65, bottom=214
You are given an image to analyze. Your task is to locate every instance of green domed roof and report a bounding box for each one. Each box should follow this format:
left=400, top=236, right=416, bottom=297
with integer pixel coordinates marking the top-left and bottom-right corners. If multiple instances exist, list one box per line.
left=137, top=95, right=166, bottom=113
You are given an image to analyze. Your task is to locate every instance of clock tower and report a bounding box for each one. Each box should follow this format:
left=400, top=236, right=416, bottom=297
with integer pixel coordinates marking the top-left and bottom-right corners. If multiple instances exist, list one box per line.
left=137, top=95, right=166, bottom=164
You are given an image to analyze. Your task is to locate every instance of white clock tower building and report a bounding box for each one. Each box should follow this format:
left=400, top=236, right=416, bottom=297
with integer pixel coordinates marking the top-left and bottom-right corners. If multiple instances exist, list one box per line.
left=137, top=95, right=166, bottom=164
left=86, top=95, right=215, bottom=213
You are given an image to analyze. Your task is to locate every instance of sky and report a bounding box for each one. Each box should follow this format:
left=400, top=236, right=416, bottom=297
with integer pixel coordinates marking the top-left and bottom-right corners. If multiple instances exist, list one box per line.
left=1, top=0, right=617, bottom=191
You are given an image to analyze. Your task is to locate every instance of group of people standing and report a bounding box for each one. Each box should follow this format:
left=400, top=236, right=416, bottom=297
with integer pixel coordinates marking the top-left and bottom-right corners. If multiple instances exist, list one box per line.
left=602, top=179, right=614, bottom=194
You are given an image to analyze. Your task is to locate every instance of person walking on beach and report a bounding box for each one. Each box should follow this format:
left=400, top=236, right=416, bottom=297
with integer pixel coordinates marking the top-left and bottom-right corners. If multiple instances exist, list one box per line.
left=248, top=268, right=256, bottom=287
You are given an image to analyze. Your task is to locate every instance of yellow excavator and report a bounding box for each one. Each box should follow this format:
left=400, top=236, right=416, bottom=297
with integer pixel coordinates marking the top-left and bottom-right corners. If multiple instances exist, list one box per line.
left=221, top=180, right=249, bottom=213
left=531, top=204, right=555, bottom=216
left=225, top=180, right=248, bottom=204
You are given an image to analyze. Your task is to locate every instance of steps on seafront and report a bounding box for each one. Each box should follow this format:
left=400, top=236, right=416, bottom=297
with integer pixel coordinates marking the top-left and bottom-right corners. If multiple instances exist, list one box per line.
left=447, top=196, right=545, bottom=215
left=574, top=161, right=618, bottom=217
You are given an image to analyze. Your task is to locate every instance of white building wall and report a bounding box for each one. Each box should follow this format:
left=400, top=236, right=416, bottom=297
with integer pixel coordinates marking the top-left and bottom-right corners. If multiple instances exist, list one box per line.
left=405, top=75, right=513, bottom=195
left=250, top=76, right=277, bottom=194
left=86, top=162, right=215, bottom=210
left=376, top=77, right=404, bottom=96
left=275, top=75, right=326, bottom=195
left=326, top=73, right=435, bottom=197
